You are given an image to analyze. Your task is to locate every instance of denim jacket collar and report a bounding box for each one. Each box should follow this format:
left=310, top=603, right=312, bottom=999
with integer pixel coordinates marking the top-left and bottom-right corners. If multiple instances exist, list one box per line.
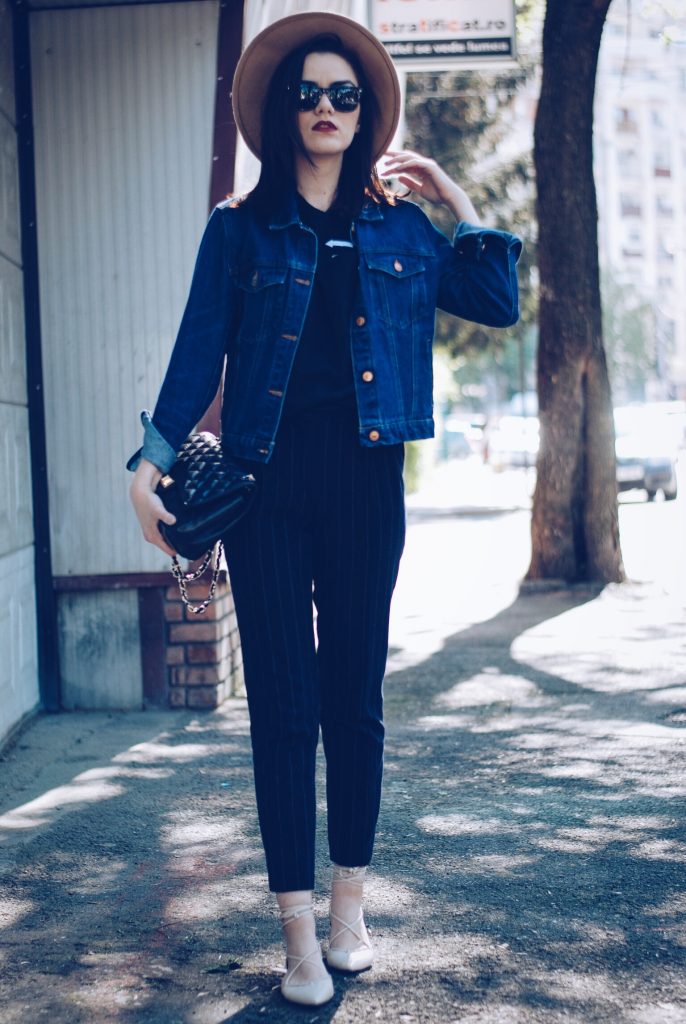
left=268, top=191, right=385, bottom=230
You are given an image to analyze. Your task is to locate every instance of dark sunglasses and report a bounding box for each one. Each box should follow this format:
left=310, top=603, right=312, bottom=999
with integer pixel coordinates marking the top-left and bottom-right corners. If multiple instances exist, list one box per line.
left=297, top=81, right=363, bottom=113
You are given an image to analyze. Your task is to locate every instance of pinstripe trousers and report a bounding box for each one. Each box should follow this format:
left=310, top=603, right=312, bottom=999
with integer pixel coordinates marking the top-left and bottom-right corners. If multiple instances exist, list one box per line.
left=222, top=404, right=406, bottom=892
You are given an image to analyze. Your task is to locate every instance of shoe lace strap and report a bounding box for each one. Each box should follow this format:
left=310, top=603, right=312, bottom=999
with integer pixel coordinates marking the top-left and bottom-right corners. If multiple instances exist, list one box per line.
left=330, top=867, right=370, bottom=949
left=283, top=945, right=326, bottom=985
left=332, top=864, right=367, bottom=888
left=278, top=903, right=326, bottom=985
left=329, top=907, right=372, bottom=951
left=279, top=902, right=313, bottom=926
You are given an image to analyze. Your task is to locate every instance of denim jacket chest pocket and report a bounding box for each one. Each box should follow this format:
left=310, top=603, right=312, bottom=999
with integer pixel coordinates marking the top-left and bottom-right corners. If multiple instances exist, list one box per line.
left=234, top=263, right=289, bottom=342
left=362, top=252, right=428, bottom=329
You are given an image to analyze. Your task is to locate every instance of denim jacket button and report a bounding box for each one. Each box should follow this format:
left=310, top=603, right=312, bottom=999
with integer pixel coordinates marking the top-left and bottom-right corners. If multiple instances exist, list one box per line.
left=393, top=259, right=403, bottom=272
left=362, top=370, right=374, bottom=382
left=355, top=315, right=366, bottom=327
left=368, top=429, right=380, bottom=441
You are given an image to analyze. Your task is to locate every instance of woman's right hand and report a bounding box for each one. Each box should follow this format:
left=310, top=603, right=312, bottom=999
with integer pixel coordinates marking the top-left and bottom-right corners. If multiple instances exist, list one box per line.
left=129, top=458, right=178, bottom=557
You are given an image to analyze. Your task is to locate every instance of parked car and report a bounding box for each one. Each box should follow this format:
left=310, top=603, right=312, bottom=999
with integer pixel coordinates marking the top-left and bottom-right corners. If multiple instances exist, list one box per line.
left=614, top=407, right=678, bottom=501
left=442, top=415, right=481, bottom=459
left=486, top=415, right=539, bottom=469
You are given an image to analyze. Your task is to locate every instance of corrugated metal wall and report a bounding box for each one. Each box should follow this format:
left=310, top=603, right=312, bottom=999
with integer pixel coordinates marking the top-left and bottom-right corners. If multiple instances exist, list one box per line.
left=30, top=0, right=220, bottom=578
left=0, top=0, right=40, bottom=742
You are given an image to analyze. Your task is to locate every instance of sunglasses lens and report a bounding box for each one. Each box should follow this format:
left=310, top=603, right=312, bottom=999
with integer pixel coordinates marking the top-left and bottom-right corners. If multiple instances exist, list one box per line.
left=298, top=83, right=318, bottom=111
left=296, top=83, right=362, bottom=112
left=331, top=86, right=361, bottom=111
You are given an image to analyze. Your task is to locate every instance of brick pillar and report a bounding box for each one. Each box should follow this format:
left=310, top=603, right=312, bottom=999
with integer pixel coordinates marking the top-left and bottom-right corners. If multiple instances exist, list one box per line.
left=164, top=573, right=244, bottom=708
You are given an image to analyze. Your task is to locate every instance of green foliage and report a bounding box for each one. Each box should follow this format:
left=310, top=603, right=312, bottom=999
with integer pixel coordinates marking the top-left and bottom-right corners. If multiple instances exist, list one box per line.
left=402, top=440, right=422, bottom=494
left=450, top=325, right=538, bottom=412
left=403, top=58, right=538, bottom=371
left=514, top=0, right=546, bottom=49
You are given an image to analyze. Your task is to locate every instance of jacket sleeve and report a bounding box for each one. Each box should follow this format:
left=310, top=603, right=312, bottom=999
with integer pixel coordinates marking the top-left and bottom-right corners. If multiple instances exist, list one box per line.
left=126, top=204, right=236, bottom=473
left=429, top=218, right=523, bottom=328
left=125, top=410, right=178, bottom=474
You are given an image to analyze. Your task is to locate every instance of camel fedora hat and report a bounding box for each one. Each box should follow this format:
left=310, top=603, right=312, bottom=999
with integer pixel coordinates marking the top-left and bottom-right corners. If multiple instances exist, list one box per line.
left=231, top=11, right=400, bottom=162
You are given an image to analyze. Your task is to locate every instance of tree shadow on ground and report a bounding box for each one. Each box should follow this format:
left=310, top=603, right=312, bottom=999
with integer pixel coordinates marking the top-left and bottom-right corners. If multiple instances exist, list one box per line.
left=0, top=704, right=299, bottom=1022
left=375, top=585, right=686, bottom=1022
left=1, top=585, right=685, bottom=1022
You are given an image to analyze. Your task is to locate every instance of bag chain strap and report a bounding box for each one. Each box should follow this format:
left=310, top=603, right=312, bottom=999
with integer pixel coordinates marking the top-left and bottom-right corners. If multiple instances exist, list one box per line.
left=170, top=541, right=224, bottom=615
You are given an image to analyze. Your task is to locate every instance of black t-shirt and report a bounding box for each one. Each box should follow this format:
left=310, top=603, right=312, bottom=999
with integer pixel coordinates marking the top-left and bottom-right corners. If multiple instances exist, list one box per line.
left=279, top=194, right=358, bottom=424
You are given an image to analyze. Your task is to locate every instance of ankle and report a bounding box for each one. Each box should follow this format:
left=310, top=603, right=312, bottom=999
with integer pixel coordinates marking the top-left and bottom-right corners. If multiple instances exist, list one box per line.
left=332, top=863, right=367, bottom=882
left=276, top=888, right=314, bottom=912
left=331, top=864, right=366, bottom=906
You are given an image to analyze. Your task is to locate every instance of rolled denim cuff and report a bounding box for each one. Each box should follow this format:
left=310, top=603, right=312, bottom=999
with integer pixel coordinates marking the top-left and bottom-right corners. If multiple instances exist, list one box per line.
left=453, top=221, right=523, bottom=263
left=126, top=410, right=178, bottom=473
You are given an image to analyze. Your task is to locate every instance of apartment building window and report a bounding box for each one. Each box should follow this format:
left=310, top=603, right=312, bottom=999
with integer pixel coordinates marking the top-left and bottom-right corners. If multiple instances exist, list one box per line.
left=615, top=106, right=638, bottom=133
left=656, top=195, right=673, bottom=218
left=651, top=108, right=666, bottom=130
left=618, top=149, right=640, bottom=178
left=654, top=149, right=671, bottom=177
left=620, top=193, right=642, bottom=217
left=622, top=227, right=643, bottom=259
left=658, top=318, right=676, bottom=348
left=657, top=236, right=675, bottom=262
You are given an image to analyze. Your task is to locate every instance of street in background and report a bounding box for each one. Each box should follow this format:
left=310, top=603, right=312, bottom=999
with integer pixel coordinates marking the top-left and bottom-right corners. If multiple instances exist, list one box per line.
left=465, top=400, right=684, bottom=502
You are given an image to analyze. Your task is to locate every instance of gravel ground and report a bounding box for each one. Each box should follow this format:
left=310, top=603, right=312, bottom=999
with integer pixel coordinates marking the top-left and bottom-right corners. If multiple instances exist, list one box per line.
left=1, top=510, right=685, bottom=1023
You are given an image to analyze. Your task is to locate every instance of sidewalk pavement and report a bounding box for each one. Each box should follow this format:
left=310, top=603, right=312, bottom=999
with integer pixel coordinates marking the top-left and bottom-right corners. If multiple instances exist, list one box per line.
left=1, top=463, right=685, bottom=1023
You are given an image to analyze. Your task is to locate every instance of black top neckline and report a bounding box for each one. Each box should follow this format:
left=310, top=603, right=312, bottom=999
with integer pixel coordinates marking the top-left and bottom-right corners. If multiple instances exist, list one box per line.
left=296, top=192, right=334, bottom=216
left=296, top=193, right=351, bottom=231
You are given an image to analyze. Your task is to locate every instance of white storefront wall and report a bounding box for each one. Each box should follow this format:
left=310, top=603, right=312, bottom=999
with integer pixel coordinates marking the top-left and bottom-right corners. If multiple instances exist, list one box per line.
left=0, top=0, right=40, bottom=745
left=29, top=0, right=220, bottom=706
left=31, top=0, right=220, bottom=579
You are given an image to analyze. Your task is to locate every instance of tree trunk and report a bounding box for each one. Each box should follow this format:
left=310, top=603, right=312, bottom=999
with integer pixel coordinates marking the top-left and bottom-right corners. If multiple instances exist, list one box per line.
left=527, top=0, right=625, bottom=583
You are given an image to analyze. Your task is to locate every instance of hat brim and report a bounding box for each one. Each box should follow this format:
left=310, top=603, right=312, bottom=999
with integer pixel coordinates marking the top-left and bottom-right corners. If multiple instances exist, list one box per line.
left=231, top=11, right=400, bottom=163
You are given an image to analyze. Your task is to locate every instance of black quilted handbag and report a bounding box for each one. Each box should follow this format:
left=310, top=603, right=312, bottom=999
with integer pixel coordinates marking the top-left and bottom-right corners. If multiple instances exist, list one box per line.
left=156, top=432, right=257, bottom=614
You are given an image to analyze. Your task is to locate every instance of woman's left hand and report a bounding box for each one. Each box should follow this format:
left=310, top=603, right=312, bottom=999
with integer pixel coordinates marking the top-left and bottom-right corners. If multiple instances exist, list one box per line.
left=379, top=149, right=480, bottom=223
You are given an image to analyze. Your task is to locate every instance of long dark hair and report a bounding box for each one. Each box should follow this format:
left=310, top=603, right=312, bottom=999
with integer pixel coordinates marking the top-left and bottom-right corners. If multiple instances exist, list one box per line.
left=240, top=33, right=394, bottom=221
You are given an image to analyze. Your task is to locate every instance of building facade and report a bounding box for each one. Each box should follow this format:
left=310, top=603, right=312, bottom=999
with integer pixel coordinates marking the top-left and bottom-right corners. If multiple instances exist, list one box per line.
left=0, top=0, right=40, bottom=744
left=594, top=0, right=686, bottom=398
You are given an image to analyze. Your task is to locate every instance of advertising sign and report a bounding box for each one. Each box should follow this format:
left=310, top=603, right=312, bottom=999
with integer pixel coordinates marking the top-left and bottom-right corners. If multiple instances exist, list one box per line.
left=370, top=0, right=517, bottom=68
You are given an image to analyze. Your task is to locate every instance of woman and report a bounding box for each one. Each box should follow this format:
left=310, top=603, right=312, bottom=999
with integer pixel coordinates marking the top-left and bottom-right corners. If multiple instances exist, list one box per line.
left=128, top=11, right=521, bottom=1007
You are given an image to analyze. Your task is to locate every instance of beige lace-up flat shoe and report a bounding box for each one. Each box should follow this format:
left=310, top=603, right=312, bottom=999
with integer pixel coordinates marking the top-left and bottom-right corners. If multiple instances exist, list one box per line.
left=325, top=864, right=374, bottom=973
left=279, top=902, right=334, bottom=1006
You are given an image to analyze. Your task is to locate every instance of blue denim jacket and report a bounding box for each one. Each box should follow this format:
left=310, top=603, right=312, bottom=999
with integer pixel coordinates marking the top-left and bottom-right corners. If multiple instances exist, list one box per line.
left=127, top=193, right=522, bottom=472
